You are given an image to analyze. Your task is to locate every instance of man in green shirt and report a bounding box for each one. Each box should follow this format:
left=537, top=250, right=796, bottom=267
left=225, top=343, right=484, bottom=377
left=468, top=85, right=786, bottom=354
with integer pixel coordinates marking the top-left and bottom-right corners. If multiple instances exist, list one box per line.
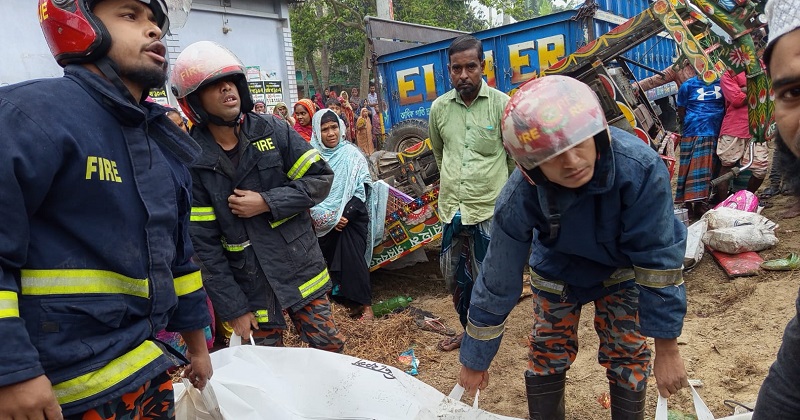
left=429, top=34, right=514, bottom=351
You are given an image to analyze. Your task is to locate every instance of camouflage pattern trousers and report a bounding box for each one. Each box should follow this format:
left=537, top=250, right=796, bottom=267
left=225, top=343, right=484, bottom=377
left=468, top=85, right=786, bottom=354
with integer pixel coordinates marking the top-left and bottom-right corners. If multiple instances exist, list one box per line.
left=66, top=372, right=174, bottom=420
left=252, top=295, right=346, bottom=353
left=528, top=286, right=651, bottom=391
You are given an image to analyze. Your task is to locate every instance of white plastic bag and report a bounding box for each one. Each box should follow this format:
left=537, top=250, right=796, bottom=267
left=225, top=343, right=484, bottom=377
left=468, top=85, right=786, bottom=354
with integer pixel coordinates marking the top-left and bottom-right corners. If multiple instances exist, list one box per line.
left=684, top=219, right=708, bottom=269
left=702, top=225, right=778, bottom=253
left=174, top=378, right=223, bottom=420
left=176, top=341, right=521, bottom=419
left=655, top=384, right=753, bottom=420
left=702, top=207, right=777, bottom=231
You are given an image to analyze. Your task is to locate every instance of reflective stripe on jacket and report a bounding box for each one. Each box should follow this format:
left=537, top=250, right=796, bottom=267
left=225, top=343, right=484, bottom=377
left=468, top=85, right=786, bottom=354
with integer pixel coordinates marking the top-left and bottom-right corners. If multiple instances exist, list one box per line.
left=0, top=66, right=211, bottom=415
left=189, top=113, right=334, bottom=322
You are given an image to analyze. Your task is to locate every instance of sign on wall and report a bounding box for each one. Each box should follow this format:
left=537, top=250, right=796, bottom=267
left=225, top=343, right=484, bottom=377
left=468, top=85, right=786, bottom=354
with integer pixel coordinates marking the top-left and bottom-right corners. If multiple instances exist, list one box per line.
left=248, top=80, right=284, bottom=112
left=246, top=66, right=262, bottom=82
left=148, top=87, right=170, bottom=107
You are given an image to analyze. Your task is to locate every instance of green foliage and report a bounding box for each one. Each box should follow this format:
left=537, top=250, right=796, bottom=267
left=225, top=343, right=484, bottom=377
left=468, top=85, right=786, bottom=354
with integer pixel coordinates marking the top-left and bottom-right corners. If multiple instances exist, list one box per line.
left=393, top=0, right=487, bottom=32
left=289, top=2, right=321, bottom=61
left=290, top=0, right=493, bottom=90
left=479, top=0, right=579, bottom=22
left=290, top=0, right=373, bottom=89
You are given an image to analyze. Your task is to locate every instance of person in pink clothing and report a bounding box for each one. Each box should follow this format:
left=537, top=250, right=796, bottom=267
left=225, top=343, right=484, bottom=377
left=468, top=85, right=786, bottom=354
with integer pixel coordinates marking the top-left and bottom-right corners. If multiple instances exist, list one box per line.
left=715, top=69, right=770, bottom=199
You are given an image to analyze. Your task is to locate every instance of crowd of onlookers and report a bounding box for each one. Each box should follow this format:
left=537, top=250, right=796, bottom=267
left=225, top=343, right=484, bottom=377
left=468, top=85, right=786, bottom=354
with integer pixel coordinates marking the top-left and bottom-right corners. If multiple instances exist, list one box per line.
left=638, top=52, right=799, bottom=221
left=250, top=84, right=385, bottom=156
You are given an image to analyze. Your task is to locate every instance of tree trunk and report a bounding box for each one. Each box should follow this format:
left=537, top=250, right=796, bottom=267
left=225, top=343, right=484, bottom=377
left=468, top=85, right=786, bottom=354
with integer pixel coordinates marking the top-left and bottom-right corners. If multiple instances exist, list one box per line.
left=306, top=53, right=322, bottom=98
left=321, top=45, right=330, bottom=92
left=359, top=39, right=371, bottom=108
left=314, top=1, right=330, bottom=92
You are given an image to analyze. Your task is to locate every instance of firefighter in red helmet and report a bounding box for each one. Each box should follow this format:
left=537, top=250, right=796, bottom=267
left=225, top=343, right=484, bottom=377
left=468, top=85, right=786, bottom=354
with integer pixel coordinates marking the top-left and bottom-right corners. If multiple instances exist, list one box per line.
left=0, top=1, right=212, bottom=418
left=171, top=41, right=346, bottom=352
left=457, top=76, right=689, bottom=420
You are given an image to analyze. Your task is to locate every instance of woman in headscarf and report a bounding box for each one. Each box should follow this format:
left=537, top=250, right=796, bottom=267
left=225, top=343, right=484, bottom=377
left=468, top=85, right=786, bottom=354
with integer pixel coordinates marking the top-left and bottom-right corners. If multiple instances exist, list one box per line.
left=292, top=98, right=315, bottom=142
left=313, top=92, right=325, bottom=110
left=272, top=101, right=295, bottom=126
left=339, top=91, right=357, bottom=141
left=310, top=109, right=383, bottom=320
left=355, top=108, right=375, bottom=155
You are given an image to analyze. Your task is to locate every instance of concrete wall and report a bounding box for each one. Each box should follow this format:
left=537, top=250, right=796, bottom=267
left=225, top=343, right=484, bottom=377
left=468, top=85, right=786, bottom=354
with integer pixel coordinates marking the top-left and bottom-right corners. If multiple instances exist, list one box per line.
left=2, top=0, right=298, bottom=105
left=169, top=0, right=298, bottom=106
left=0, top=4, right=63, bottom=86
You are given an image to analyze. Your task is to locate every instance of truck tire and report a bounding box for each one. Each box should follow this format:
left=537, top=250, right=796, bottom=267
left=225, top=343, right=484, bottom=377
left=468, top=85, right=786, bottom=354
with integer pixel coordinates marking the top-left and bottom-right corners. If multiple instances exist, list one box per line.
left=384, top=118, right=429, bottom=152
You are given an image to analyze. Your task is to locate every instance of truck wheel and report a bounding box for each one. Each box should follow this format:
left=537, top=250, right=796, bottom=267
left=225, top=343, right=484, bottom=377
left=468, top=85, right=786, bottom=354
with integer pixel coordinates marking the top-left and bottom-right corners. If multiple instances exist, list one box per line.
left=384, top=118, right=429, bottom=152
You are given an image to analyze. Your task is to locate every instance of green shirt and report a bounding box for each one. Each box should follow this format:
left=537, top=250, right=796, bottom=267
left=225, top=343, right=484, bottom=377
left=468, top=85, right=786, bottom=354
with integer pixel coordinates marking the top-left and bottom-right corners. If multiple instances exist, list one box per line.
left=429, top=81, right=513, bottom=225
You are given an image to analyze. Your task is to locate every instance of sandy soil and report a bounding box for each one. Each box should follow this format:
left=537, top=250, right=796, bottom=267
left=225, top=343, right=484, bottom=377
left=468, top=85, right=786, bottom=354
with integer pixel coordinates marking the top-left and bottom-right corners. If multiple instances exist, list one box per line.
left=355, top=192, right=800, bottom=419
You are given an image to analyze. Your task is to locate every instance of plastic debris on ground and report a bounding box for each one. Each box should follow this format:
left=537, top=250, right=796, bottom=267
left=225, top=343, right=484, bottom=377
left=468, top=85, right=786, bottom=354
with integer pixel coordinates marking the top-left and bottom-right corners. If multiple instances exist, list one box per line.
left=666, top=411, right=698, bottom=420
left=761, top=253, right=800, bottom=271
left=399, top=348, right=419, bottom=375
left=597, top=392, right=610, bottom=409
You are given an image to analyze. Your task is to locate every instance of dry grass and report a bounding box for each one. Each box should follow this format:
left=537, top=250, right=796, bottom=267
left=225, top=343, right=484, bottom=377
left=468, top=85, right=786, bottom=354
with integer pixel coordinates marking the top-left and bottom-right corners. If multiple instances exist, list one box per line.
left=283, top=302, right=419, bottom=368
left=171, top=303, right=425, bottom=383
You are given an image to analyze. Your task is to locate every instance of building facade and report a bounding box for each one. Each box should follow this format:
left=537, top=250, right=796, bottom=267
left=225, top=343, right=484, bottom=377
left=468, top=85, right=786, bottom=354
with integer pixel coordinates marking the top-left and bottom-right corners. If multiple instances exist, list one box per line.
left=3, top=0, right=298, bottom=107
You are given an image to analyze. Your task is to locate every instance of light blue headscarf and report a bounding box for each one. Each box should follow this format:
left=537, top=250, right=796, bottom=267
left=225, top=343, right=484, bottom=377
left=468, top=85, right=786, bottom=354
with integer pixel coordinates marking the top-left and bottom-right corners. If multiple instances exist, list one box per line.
left=310, top=109, right=388, bottom=264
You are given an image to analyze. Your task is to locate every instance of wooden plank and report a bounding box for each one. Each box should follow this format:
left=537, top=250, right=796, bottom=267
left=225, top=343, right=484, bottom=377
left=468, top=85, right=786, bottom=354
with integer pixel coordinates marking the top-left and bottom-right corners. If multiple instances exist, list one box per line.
left=707, top=247, right=763, bottom=278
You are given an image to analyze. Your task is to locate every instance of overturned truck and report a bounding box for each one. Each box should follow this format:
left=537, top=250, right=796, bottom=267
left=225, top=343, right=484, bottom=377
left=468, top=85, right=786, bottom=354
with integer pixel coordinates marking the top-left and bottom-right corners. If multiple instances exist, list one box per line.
left=366, top=0, right=772, bottom=270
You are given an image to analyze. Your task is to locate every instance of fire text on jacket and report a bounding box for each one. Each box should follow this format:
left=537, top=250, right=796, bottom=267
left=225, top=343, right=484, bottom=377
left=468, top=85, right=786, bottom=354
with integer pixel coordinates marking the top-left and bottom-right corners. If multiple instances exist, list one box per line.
left=253, top=138, right=276, bottom=152
left=85, top=156, right=123, bottom=183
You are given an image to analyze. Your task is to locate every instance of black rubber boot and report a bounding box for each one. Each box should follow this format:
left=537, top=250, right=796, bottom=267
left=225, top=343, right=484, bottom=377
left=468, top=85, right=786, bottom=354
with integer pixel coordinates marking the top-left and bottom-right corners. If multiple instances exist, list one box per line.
left=525, top=370, right=565, bottom=420
left=610, top=385, right=646, bottom=420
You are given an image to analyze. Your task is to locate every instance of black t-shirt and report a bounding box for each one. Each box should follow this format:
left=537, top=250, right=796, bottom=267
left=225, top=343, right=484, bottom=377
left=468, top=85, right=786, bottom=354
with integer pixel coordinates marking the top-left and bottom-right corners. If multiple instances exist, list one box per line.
left=223, top=142, right=241, bottom=169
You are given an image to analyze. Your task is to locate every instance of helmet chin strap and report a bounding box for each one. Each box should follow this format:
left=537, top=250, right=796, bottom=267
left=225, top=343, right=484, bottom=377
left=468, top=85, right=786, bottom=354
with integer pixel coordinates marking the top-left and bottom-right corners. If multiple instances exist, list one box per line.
left=94, top=57, right=142, bottom=105
left=206, top=112, right=243, bottom=127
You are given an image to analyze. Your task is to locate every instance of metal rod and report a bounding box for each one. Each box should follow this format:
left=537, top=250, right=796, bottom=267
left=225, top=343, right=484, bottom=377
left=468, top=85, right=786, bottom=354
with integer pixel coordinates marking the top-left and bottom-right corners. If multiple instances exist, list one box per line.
left=617, top=56, right=665, bottom=77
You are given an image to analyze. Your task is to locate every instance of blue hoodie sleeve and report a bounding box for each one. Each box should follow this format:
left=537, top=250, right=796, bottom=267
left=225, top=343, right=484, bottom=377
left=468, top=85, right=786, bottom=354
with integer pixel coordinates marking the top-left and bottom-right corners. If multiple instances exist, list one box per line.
left=460, top=174, right=533, bottom=371
left=619, top=148, right=687, bottom=338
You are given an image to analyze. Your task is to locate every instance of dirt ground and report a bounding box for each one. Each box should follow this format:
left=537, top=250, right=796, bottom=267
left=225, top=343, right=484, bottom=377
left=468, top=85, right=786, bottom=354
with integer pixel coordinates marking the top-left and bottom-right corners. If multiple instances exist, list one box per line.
left=343, top=191, right=800, bottom=419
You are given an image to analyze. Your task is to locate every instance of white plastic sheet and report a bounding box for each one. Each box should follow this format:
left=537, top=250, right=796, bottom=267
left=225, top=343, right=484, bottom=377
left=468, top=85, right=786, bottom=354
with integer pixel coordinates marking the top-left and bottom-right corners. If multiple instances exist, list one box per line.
left=655, top=385, right=753, bottom=420
left=175, top=344, right=522, bottom=420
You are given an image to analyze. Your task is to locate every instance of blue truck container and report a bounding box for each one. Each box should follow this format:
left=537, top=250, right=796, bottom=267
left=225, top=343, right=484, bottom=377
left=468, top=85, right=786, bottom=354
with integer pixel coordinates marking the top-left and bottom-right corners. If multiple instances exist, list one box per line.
left=370, top=3, right=679, bottom=150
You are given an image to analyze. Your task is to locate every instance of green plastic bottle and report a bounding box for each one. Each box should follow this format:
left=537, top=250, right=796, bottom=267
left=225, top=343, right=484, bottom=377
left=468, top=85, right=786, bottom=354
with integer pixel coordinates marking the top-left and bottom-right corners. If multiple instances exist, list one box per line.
left=371, top=296, right=413, bottom=318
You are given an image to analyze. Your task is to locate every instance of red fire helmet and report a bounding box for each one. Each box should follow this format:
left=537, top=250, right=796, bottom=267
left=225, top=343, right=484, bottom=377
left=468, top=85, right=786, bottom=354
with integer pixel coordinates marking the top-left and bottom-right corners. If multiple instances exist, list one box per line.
left=170, top=40, right=253, bottom=125
left=37, top=0, right=191, bottom=67
left=501, top=75, right=608, bottom=170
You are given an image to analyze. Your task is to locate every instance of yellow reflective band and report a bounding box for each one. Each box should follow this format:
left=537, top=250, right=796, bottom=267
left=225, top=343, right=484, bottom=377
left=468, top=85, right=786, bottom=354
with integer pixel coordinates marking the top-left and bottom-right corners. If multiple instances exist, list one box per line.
left=0, top=291, right=19, bottom=318
left=53, top=341, right=163, bottom=405
left=21, top=269, right=149, bottom=298
left=287, top=149, right=321, bottom=180
left=528, top=269, right=565, bottom=295
left=634, top=266, right=684, bottom=288
left=602, top=268, right=635, bottom=288
left=174, top=271, right=203, bottom=296
left=221, top=238, right=251, bottom=252
left=190, top=207, right=216, bottom=222
left=253, top=309, right=269, bottom=323
left=269, top=214, right=297, bottom=229
left=298, top=269, right=330, bottom=298
left=466, top=319, right=506, bottom=341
